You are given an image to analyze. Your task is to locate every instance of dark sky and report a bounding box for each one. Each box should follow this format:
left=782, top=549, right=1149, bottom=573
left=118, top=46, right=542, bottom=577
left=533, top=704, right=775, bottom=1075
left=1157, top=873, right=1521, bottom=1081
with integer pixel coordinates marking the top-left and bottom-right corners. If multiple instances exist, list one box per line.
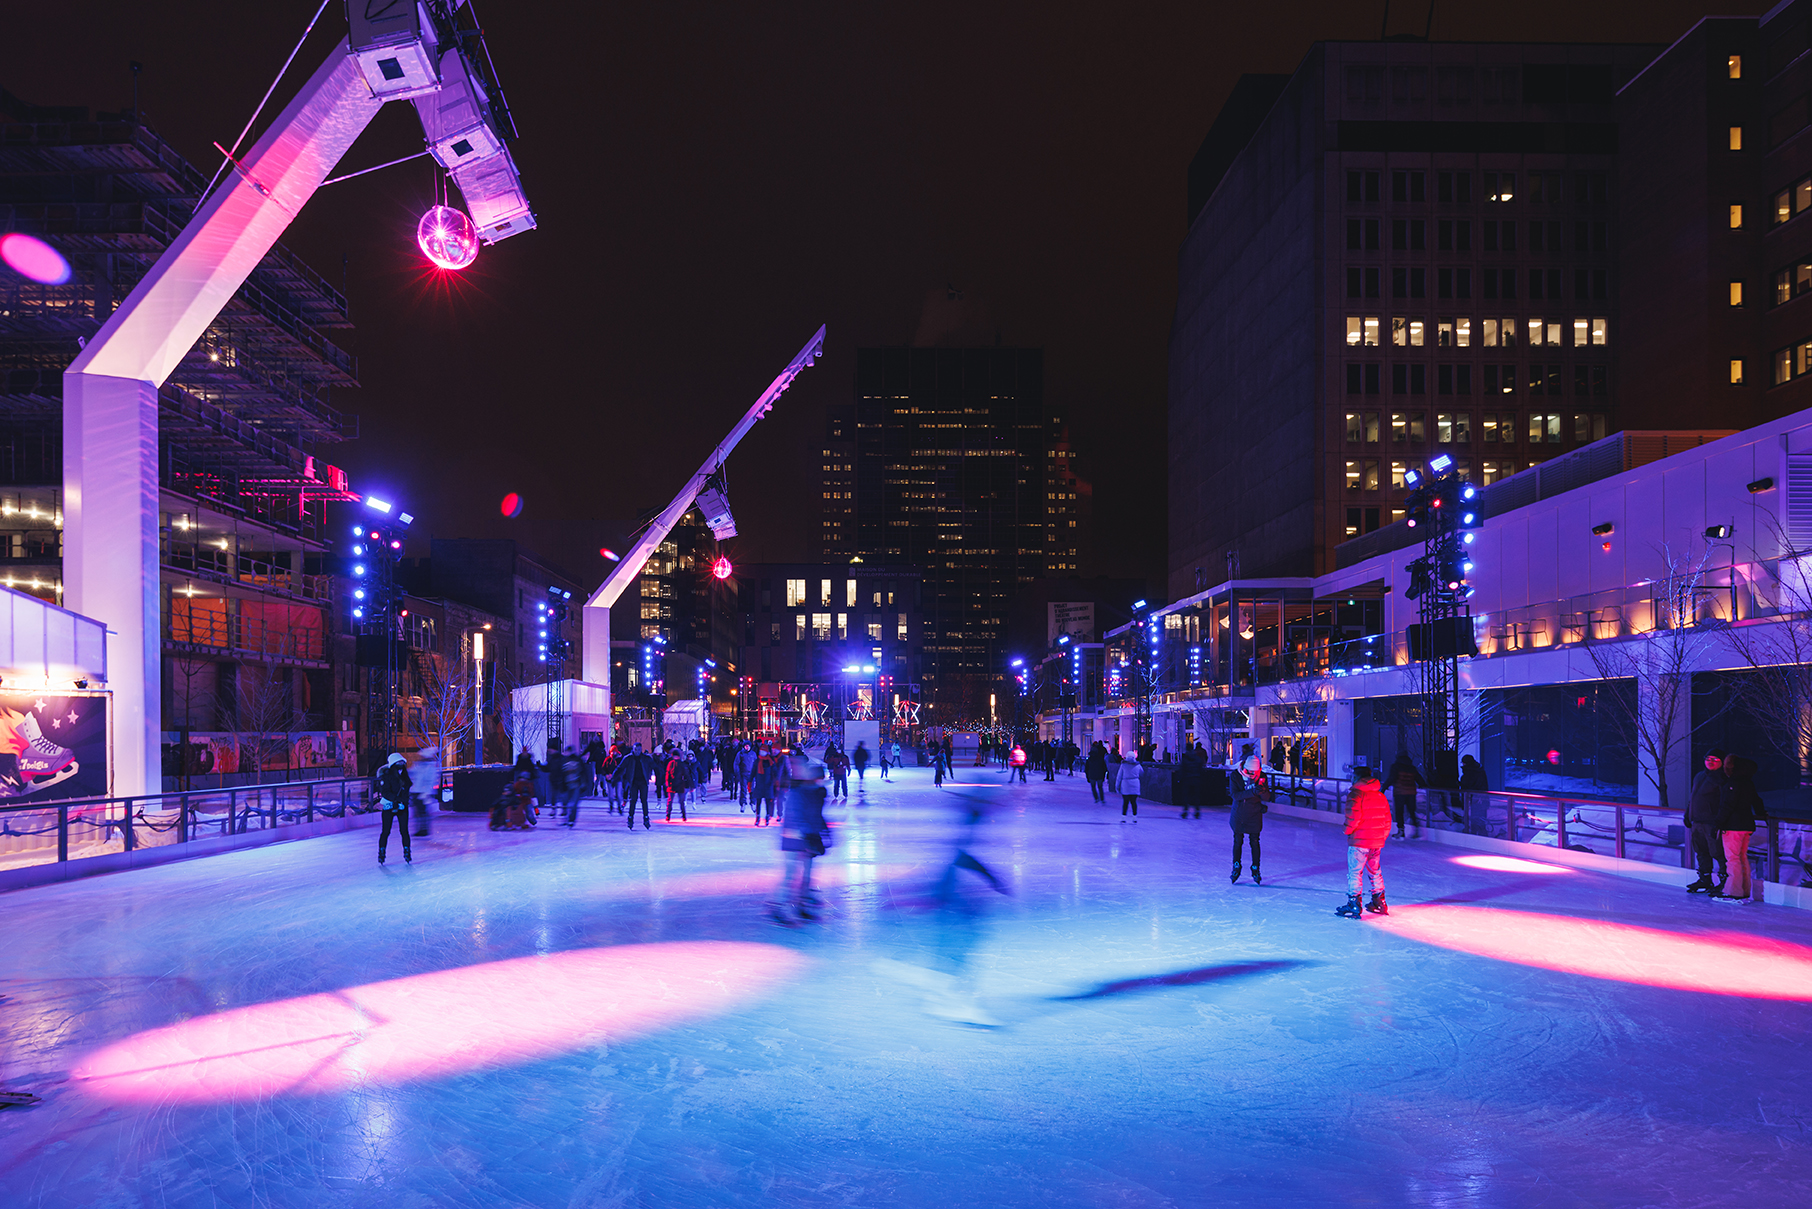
left=3, top=1, right=1762, bottom=593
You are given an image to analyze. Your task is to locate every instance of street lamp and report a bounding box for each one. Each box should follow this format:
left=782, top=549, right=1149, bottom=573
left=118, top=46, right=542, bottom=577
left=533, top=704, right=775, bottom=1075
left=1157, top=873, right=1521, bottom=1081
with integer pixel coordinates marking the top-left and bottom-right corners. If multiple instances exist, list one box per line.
left=463, top=624, right=492, bottom=766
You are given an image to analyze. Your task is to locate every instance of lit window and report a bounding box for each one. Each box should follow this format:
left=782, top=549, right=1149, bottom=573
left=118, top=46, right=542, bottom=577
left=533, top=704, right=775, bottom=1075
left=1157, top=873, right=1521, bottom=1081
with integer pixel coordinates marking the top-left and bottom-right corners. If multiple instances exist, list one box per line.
left=1436, top=413, right=1471, bottom=444
left=1527, top=317, right=1546, bottom=346
left=785, top=579, right=806, bottom=607
left=1390, top=413, right=1425, bottom=442
left=867, top=622, right=883, bottom=641
left=812, top=612, right=832, bottom=640
left=1731, top=359, right=1746, bottom=385
left=795, top=613, right=807, bottom=640
left=819, top=579, right=832, bottom=606
left=1729, top=54, right=1742, bottom=79
left=1731, top=203, right=1745, bottom=229
left=1480, top=459, right=1507, bottom=485
left=836, top=612, right=847, bottom=640
left=1729, top=126, right=1743, bottom=151
left=846, top=579, right=857, bottom=607
left=1591, top=317, right=1608, bottom=345
left=898, top=612, right=908, bottom=640
left=1731, top=280, right=1745, bottom=307
left=1529, top=413, right=1563, bottom=444
left=1482, top=317, right=1517, bottom=348
left=1390, top=460, right=1410, bottom=489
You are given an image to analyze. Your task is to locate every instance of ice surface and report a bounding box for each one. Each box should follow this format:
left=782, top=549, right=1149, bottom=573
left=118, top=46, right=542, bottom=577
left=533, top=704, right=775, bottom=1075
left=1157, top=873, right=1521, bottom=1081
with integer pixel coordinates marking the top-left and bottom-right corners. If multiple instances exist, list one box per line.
left=1, top=766, right=1809, bottom=1207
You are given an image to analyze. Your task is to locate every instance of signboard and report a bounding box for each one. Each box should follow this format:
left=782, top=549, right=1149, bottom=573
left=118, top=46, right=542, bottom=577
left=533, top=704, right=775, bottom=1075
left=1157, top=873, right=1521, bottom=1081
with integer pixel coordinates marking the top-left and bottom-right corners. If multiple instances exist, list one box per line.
left=1049, top=601, right=1096, bottom=644
left=0, top=690, right=110, bottom=802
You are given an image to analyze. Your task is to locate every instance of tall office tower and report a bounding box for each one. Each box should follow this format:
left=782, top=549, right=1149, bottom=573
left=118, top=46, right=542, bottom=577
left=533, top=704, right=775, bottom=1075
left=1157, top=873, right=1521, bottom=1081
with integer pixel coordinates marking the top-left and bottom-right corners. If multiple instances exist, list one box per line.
left=0, top=86, right=365, bottom=771
left=1168, top=43, right=1658, bottom=598
left=1617, top=7, right=1812, bottom=431
left=825, top=347, right=1055, bottom=717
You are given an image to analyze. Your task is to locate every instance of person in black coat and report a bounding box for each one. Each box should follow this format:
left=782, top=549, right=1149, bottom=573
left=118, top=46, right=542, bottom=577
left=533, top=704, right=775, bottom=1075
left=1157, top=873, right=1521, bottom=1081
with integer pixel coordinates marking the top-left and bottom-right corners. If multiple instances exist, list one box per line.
left=1712, top=754, right=1766, bottom=903
left=614, top=743, right=656, bottom=830
left=1084, top=742, right=1108, bottom=802
left=1685, top=749, right=1730, bottom=894
left=1387, top=750, right=1424, bottom=838
left=1230, top=781, right=1267, bottom=884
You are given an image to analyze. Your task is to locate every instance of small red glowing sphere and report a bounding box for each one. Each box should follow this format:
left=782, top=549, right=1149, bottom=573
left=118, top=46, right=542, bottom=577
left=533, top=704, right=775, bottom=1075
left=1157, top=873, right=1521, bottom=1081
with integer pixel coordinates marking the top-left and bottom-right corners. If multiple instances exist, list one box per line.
left=599, top=547, right=620, bottom=561
left=416, top=205, right=479, bottom=271
left=711, top=556, right=733, bottom=580
left=500, top=493, right=523, bottom=518
left=1547, top=749, right=1561, bottom=765
left=0, top=233, right=72, bottom=285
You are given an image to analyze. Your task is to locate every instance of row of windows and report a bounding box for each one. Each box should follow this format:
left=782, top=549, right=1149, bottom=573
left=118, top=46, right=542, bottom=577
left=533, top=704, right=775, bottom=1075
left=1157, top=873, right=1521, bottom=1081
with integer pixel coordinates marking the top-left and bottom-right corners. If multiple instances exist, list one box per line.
left=1344, top=410, right=1608, bottom=445
left=1346, top=217, right=1612, bottom=254
left=786, top=613, right=911, bottom=642
left=1346, top=315, right=1609, bottom=347
left=1344, top=266, right=1610, bottom=301
left=1343, top=437, right=1597, bottom=496
left=1344, top=169, right=1609, bottom=208
left=1345, top=364, right=1610, bottom=396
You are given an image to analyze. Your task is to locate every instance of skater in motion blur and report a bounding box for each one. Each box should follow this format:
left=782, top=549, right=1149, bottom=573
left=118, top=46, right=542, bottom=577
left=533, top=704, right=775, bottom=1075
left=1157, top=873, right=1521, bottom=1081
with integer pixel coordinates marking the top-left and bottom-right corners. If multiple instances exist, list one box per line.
left=1338, top=764, right=1391, bottom=917
left=768, top=752, right=831, bottom=924
left=374, top=752, right=413, bottom=865
left=408, top=744, right=440, bottom=838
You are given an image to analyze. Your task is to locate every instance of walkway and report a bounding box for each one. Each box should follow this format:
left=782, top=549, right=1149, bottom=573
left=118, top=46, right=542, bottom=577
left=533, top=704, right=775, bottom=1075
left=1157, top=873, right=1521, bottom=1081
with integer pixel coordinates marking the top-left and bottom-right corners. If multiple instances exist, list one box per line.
left=1, top=764, right=1808, bottom=1206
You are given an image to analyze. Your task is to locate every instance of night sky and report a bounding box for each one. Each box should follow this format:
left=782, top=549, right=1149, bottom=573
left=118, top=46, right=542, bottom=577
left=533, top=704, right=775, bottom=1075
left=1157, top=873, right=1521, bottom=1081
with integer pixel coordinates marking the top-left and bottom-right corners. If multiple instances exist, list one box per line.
left=2, top=1, right=1760, bottom=592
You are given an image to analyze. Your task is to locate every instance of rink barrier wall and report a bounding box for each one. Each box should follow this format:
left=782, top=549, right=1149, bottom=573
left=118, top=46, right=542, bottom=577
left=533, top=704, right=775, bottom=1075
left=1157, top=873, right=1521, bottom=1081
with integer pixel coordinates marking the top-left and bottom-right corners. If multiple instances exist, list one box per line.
left=0, top=776, right=381, bottom=894
left=1264, top=799, right=1812, bottom=912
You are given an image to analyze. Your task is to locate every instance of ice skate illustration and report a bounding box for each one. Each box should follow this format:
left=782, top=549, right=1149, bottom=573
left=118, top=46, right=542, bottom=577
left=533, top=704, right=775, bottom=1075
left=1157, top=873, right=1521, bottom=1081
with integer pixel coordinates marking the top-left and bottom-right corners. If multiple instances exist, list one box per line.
left=12, top=713, right=78, bottom=792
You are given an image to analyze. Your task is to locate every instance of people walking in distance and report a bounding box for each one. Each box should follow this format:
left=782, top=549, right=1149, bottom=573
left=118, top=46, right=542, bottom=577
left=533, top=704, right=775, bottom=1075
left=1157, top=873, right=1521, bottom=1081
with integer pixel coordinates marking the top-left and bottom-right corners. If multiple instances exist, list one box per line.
left=826, top=743, right=850, bottom=799
left=664, top=748, right=693, bottom=822
left=374, top=752, right=413, bottom=866
left=851, top=740, right=871, bottom=788
left=1084, top=741, right=1108, bottom=802
left=1008, top=743, right=1028, bottom=783
left=1043, top=739, right=1057, bottom=782
left=1686, top=749, right=1730, bottom=894
left=735, top=741, right=758, bottom=810
left=1338, top=765, right=1392, bottom=917
left=767, top=752, right=832, bottom=924
left=615, top=742, right=655, bottom=830
left=753, top=744, right=783, bottom=825
left=1110, top=751, right=1139, bottom=821
left=1386, top=749, right=1424, bottom=838
left=1711, top=753, right=1766, bottom=903
left=555, top=745, right=584, bottom=827
left=408, top=744, right=441, bottom=838
left=1230, top=775, right=1266, bottom=883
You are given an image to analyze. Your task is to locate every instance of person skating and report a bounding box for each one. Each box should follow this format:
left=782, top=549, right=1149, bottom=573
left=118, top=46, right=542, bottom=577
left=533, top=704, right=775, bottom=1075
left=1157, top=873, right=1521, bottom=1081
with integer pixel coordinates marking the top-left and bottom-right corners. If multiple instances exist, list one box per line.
left=1008, top=743, right=1028, bottom=783
left=767, top=752, right=832, bottom=924
left=851, top=740, right=870, bottom=789
left=1230, top=776, right=1267, bottom=883
left=1711, top=754, right=1766, bottom=903
left=753, top=745, right=782, bottom=825
left=1084, top=741, right=1108, bottom=802
left=556, top=745, right=585, bottom=826
left=374, top=752, right=413, bottom=865
left=735, top=741, right=758, bottom=810
left=1338, top=765, right=1392, bottom=916
left=1685, top=749, right=1730, bottom=894
left=826, top=743, right=850, bottom=799
left=1386, top=749, right=1424, bottom=838
left=408, top=744, right=441, bottom=838
left=615, top=742, right=656, bottom=829
left=1110, top=752, right=1139, bottom=821
left=664, top=749, right=693, bottom=821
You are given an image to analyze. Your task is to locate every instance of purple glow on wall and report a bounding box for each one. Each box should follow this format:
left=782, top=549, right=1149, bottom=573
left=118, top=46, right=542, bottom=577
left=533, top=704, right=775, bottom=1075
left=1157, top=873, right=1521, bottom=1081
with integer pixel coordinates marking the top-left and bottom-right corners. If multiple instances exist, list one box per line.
left=416, top=204, right=479, bottom=270
left=0, top=233, right=72, bottom=284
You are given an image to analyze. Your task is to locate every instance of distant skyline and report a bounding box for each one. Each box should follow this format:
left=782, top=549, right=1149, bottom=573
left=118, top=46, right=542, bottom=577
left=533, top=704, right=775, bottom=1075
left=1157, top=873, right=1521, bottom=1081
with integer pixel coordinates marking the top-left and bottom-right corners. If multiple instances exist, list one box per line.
left=0, top=0, right=1764, bottom=590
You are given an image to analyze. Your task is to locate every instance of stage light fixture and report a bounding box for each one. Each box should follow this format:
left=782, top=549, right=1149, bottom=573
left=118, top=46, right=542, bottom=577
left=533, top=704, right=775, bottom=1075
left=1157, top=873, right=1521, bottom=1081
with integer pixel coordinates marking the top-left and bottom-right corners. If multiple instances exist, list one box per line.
left=364, top=496, right=393, bottom=515
left=696, top=481, right=737, bottom=540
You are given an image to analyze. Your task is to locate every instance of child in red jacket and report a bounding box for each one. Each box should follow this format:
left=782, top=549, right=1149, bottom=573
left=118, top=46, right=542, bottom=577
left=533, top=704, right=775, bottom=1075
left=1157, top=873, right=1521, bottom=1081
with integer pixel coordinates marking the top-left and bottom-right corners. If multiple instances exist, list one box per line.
left=1338, top=766, right=1392, bottom=918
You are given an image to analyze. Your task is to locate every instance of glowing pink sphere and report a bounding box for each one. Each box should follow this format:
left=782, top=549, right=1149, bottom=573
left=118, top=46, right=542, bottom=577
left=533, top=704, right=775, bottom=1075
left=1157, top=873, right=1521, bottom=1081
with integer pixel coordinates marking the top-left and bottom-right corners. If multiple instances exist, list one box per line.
left=500, top=492, right=523, bottom=518
left=711, top=555, right=734, bottom=580
left=0, top=233, right=72, bottom=285
left=416, top=204, right=479, bottom=270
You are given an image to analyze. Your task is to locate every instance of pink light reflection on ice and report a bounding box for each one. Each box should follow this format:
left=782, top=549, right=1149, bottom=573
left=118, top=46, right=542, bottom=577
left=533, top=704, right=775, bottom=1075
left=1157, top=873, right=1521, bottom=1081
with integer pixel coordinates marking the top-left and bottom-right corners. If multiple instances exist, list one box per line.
left=1373, top=905, right=1812, bottom=999
left=73, top=941, right=805, bottom=1104
left=1451, top=854, right=1570, bottom=874
left=0, top=233, right=72, bottom=284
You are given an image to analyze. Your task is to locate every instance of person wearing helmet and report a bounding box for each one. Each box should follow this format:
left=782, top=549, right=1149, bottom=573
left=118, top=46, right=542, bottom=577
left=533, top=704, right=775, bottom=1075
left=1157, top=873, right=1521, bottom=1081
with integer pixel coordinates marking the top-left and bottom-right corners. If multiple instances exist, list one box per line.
left=373, top=752, right=413, bottom=865
left=768, top=751, right=831, bottom=924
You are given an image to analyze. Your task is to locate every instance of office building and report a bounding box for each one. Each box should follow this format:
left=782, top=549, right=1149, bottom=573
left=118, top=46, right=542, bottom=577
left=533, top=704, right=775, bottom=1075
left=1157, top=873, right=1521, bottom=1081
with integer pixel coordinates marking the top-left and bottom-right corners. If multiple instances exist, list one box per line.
left=1170, top=41, right=1660, bottom=597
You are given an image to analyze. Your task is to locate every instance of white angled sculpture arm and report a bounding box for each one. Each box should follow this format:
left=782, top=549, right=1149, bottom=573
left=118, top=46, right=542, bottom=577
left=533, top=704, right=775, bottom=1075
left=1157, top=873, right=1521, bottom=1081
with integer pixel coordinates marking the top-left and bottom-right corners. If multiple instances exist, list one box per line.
left=64, top=40, right=387, bottom=799
left=580, top=325, right=825, bottom=685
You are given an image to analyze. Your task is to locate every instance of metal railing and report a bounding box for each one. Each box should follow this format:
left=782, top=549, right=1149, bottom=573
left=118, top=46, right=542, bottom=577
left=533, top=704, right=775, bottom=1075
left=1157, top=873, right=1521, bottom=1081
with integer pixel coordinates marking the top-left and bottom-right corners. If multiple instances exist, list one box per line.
left=0, top=776, right=378, bottom=876
left=1265, top=774, right=1812, bottom=890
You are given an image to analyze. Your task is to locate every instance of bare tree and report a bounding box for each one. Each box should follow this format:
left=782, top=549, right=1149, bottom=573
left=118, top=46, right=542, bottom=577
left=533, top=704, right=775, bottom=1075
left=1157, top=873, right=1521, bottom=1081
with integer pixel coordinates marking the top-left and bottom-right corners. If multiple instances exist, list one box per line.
left=1587, top=544, right=1726, bottom=809
left=235, top=665, right=295, bottom=786
left=1269, top=674, right=1333, bottom=787
left=496, top=661, right=547, bottom=762
left=418, top=644, right=474, bottom=767
left=1719, top=520, right=1812, bottom=790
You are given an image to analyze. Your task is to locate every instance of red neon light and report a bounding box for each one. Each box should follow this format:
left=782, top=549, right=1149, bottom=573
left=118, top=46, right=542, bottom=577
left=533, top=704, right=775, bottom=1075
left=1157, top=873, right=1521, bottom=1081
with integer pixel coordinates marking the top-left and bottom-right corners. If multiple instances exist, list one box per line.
left=73, top=941, right=804, bottom=1103
left=500, top=492, right=523, bottom=518
left=1373, top=906, right=1812, bottom=999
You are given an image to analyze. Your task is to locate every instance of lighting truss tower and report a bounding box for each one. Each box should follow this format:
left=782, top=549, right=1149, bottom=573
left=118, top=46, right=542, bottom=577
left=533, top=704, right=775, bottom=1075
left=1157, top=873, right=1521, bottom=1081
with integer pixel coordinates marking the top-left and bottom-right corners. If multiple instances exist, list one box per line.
left=1402, top=459, right=1481, bottom=786
left=348, top=514, right=408, bottom=763
left=538, top=586, right=574, bottom=756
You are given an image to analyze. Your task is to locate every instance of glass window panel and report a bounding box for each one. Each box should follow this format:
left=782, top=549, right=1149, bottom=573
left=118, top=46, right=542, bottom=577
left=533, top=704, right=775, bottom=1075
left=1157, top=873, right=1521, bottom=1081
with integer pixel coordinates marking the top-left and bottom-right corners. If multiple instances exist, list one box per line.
left=1592, top=317, right=1608, bottom=345
left=1777, top=190, right=1792, bottom=225
left=1455, top=317, right=1471, bottom=347
left=1347, top=316, right=1363, bottom=346
left=1483, top=318, right=1499, bottom=347
left=1528, top=317, right=1544, bottom=345
left=1346, top=412, right=1363, bottom=441
left=1392, top=317, right=1409, bottom=346
left=1409, top=319, right=1425, bottom=346
left=1364, top=316, right=1381, bottom=346
left=1574, top=317, right=1588, bottom=346
left=1799, top=179, right=1812, bottom=214
left=1438, top=318, right=1454, bottom=346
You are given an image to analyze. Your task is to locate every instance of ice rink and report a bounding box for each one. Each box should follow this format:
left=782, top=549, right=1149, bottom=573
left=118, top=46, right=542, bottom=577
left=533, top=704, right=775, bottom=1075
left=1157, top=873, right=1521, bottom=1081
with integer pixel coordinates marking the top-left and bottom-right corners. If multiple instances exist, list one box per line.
left=2, top=764, right=1809, bottom=1207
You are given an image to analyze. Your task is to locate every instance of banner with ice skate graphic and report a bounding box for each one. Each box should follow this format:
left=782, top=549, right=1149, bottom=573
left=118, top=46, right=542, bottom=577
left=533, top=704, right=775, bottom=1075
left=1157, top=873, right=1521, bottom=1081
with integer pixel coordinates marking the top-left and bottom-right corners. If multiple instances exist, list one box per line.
left=0, top=691, right=110, bottom=802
